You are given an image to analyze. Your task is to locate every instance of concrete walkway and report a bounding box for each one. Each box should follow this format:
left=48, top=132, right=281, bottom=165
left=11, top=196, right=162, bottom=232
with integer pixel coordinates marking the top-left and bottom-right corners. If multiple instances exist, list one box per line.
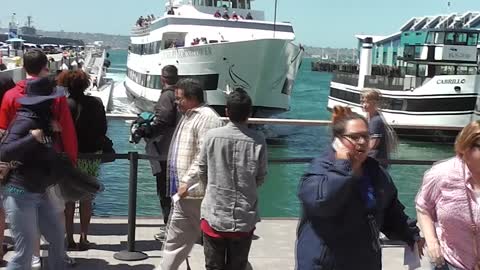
left=1, top=217, right=432, bottom=269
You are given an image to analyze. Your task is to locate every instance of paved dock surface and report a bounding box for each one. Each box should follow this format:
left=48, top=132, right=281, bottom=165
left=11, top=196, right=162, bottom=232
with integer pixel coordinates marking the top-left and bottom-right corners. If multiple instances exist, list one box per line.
left=1, top=217, right=432, bottom=269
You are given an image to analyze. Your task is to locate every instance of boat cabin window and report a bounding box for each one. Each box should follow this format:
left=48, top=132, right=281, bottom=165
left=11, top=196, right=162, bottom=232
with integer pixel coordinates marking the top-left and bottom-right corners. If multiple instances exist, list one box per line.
left=215, top=0, right=228, bottom=8
left=454, top=32, right=467, bottom=45
left=163, top=32, right=187, bottom=49
left=436, top=65, right=455, bottom=75
left=426, top=32, right=445, bottom=44
left=208, top=0, right=250, bottom=8
left=129, top=40, right=162, bottom=55
left=457, top=66, right=478, bottom=75
left=232, top=0, right=250, bottom=9
left=418, top=64, right=427, bottom=77
left=238, top=0, right=246, bottom=8
left=434, top=32, right=445, bottom=44
left=426, top=31, right=480, bottom=45
left=445, top=32, right=455, bottom=45
left=467, top=33, right=479, bottom=46
left=426, top=32, right=434, bottom=44
left=405, top=63, right=417, bottom=76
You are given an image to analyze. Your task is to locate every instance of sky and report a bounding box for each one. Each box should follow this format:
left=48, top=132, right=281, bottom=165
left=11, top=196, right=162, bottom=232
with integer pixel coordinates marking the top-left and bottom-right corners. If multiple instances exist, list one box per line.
left=0, top=0, right=478, bottom=48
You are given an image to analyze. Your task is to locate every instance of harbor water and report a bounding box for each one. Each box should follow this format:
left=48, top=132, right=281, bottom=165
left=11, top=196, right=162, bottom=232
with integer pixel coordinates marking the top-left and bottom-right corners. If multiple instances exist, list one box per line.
left=94, top=50, right=453, bottom=218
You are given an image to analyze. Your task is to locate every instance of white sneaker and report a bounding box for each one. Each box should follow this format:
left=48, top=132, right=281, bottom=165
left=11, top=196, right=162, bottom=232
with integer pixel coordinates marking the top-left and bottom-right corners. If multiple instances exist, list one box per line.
left=31, top=255, right=41, bottom=269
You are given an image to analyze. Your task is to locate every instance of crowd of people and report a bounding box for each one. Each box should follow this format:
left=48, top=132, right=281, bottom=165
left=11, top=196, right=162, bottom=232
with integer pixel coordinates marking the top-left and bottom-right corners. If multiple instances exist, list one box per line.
left=2, top=49, right=480, bottom=270
left=214, top=9, right=253, bottom=20
left=191, top=37, right=208, bottom=46
left=136, top=14, right=156, bottom=27
left=0, top=49, right=106, bottom=269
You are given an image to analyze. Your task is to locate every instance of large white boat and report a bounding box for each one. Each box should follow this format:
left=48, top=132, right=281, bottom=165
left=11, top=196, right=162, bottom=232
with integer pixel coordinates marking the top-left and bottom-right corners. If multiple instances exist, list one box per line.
left=125, top=0, right=304, bottom=117
left=326, top=12, right=480, bottom=140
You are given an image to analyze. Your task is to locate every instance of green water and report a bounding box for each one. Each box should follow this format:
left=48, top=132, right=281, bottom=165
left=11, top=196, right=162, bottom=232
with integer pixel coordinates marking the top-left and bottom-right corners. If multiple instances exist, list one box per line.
left=94, top=51, right=453, bottom=218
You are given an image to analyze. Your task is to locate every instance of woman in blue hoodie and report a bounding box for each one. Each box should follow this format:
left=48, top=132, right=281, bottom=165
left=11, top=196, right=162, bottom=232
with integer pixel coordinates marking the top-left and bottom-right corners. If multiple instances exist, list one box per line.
left=0, top=78, right=67, bottom=270
left=296, top=106, right=423, bottom=270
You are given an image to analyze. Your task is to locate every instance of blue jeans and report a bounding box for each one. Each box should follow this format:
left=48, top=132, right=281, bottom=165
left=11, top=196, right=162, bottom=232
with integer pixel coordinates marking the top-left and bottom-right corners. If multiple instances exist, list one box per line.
left=3, top=186, right=65, bottom=270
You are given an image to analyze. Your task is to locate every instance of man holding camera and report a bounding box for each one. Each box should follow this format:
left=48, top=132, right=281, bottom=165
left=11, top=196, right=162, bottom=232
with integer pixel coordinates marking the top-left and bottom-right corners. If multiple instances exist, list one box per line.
left=133, top=65, right=179, bottom=241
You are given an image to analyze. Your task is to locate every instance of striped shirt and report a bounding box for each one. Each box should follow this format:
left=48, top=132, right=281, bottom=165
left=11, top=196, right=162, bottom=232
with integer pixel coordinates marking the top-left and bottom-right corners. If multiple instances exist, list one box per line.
left=416, top=156, right=480, bottom=270
left=167, top=104, right=223, bottom=199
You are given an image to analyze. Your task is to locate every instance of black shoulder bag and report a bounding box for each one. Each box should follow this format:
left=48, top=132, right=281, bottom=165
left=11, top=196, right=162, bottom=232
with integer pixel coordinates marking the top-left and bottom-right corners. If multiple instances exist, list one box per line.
left=0, top=127, right=22, bottom=185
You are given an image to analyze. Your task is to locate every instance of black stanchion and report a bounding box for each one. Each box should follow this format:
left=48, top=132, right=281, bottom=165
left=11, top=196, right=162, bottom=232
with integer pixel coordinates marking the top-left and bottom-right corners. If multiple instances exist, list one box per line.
left=113, top=151, right=148, bottom=261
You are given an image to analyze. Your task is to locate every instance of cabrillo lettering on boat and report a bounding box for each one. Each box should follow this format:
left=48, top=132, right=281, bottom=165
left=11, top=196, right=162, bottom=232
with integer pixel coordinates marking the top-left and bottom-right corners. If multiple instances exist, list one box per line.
left=160, top=47, right=213, bottom=59
left=436, top=79, right=466, bottom=84
left=448, top=52, right=472, bottom=60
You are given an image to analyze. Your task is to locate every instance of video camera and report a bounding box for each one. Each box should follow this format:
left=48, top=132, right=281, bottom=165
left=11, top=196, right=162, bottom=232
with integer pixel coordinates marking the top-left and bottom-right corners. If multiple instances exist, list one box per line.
left=129, top=112, right=155, bottom=144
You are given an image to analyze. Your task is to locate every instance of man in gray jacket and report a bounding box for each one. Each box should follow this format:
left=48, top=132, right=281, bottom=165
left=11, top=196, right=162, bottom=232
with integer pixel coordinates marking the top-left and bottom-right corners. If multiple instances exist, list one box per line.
left=198, top=88, right=268, bottom=270
left=142, top=65, right=179, bottom=240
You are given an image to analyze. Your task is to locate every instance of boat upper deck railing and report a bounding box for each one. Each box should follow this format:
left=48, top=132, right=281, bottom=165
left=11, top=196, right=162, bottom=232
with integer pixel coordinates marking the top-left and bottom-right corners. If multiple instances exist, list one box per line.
left=331, top=72, right=359, bottom=86
left=364, top=75, right=428, bottom=90
left=331, top=71, right=430, bottom=90
left=131, top=24, right=151, bottom=36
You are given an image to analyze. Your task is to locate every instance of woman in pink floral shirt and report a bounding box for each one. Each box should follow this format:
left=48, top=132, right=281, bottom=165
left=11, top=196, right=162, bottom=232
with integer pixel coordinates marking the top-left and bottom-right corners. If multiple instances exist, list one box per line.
left=417, top=121, right=480, bottom=270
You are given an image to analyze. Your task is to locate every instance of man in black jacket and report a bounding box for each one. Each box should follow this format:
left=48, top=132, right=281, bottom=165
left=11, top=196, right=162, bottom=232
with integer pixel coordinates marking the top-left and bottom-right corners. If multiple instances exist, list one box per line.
left=141, top=65, right=179, bottom=241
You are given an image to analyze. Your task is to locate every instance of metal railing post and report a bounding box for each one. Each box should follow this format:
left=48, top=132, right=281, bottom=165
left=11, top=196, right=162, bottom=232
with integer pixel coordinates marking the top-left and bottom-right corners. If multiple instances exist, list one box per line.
left=113, top=151, right=148, bottom=261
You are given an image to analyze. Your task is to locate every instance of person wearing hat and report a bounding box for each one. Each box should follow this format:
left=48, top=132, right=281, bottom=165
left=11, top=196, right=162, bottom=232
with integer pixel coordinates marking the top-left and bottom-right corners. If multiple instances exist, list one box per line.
left=232, top=11, right=239, bottom=21
left=0, top=49, right=77, bottom=167
left=0, top=49, right=77, bottom=268
left=0, top=77, right=67, bottom=270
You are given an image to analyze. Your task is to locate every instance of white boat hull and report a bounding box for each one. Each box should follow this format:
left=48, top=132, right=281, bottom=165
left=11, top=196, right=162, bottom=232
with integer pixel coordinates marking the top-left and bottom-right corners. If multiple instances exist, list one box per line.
left=327, top=74, right=480, bottom=140
left=125, top=38, right=303, bottom=116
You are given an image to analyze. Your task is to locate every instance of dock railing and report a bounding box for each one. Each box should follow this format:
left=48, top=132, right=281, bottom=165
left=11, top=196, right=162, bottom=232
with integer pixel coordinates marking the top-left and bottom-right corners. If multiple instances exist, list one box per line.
left=91, top=115, right=446, bottom=261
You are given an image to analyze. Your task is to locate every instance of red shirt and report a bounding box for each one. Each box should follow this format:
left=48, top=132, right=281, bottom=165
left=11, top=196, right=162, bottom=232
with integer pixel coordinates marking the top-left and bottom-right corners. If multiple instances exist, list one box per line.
left=0, top=79, right=78, bottom=163
left=201, top=219, right=254, bottom=239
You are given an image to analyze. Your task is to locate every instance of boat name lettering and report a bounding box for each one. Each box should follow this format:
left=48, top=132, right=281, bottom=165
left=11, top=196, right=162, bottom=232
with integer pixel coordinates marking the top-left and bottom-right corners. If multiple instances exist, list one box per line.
left=161, top=47, right=212, bottom=59
left=448, top=52, right=473, bottom=60
left=436, top=79, right=466, bottom=84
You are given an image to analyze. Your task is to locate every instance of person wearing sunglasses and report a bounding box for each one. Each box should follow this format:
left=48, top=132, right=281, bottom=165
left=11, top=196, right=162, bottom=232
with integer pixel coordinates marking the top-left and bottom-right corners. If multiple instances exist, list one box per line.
left=417, top=121, right=480, bottom=270
left=296, top=106, right=423, bottom=270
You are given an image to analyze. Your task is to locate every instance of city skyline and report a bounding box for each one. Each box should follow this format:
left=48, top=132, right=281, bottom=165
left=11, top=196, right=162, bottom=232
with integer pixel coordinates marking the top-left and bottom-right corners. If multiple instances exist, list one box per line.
left=0, top=0, right=479, bottom=47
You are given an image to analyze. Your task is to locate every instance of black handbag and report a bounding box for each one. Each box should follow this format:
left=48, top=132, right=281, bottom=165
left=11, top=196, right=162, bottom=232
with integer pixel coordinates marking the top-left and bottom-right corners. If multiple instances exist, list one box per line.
left=101, top=135, right=115, bottom=163
left=0, top=128, right=21, bottom=185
